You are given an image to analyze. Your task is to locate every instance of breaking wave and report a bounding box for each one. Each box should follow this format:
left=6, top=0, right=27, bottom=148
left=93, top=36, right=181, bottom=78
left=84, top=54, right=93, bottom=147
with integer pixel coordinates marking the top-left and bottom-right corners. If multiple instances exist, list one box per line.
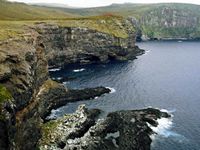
left=73, top=68, right=86, bottom=72
left=106, top=87, right=116, bottom=93
left=148, top=109, right=187, bottom=143
left=49, top=68, right=61, bottom=72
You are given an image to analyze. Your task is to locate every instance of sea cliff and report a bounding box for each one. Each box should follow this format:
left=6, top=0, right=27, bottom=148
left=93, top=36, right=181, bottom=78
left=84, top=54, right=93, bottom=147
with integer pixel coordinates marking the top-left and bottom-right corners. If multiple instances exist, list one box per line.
left=0, top=17, right=167, bottom=150
left=35, top=17, right=143, bottom=67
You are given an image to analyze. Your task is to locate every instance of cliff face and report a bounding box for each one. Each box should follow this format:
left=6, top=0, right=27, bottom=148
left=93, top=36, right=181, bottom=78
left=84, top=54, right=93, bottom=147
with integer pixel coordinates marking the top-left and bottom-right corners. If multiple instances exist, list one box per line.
left=0, top=19, right=144, bottom=150
left=138, top=4, right=200, bottom=40
left=0, top=37, right=48, bottom=110
left=36, top=19, right=143, bottom=67
left=0, top=34, right=49, bottom=149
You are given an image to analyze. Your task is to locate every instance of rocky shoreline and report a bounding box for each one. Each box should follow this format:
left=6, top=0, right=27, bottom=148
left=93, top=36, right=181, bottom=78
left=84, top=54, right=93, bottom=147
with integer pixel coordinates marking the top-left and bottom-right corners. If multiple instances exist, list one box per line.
left=39, top=105, right=171, bottom=150
left=0, top=18, right=167, bottom=150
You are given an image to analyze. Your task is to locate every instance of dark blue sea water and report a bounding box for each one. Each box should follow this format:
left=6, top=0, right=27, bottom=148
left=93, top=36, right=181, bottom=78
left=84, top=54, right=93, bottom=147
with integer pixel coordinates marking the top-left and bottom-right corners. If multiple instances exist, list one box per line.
left=49, top=41, right=200, bottom=150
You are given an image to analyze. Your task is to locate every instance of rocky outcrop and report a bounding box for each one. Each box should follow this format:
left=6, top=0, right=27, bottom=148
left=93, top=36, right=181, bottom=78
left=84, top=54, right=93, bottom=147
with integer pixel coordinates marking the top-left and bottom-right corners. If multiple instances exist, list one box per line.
left=36, top=79, right=110, bottom=120
left=39, top=105, right=170, bottom=150
left=35, top=21, right=144, bottom=67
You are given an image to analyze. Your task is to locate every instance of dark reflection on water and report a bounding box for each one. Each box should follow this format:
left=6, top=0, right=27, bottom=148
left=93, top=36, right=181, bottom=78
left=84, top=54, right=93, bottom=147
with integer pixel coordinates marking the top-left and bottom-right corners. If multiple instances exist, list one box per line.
left=50, top=41, right=200, bottom=150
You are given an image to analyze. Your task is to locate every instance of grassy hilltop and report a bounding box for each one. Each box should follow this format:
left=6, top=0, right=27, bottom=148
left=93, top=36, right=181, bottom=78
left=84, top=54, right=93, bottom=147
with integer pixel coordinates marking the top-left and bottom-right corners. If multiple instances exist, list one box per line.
left=0, top=0, right=133, bottom=41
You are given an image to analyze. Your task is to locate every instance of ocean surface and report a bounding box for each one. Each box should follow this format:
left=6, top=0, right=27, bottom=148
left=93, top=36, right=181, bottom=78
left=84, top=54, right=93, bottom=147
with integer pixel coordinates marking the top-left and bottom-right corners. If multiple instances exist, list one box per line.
left=49, top=41, right=200, bottom=150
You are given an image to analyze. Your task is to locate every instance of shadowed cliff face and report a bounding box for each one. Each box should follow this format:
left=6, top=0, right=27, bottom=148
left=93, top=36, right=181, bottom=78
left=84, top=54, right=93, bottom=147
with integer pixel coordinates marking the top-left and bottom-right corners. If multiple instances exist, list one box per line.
left=0, top=34, right=49, bottom=149
left=35, top=20, right=143, bottom=67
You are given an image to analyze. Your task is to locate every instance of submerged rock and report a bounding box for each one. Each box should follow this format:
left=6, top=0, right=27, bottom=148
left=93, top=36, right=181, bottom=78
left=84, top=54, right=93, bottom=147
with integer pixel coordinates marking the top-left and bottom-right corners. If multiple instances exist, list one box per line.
left=39, top=105, right=170, bottom=150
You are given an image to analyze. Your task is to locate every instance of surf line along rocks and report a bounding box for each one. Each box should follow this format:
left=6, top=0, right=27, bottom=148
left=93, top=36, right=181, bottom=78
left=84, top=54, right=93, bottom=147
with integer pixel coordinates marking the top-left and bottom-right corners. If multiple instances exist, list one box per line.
left=39, top=105, right=171, bottom=150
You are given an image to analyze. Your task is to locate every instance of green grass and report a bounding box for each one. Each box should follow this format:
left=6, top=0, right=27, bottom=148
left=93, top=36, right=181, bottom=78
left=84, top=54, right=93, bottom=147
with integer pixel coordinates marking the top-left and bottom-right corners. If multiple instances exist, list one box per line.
left=40, top=120, right=61, bottom=145
left=0, top=0, right=76, bottom=40
left=0, top=0, right=75, bottom=20
left=0, top=84, right=12, bottom=104
left=0, top=14, right=133, bottom=41
left=0, top=84, right=12, bottom=121
left=58, top=3, right=200, bottom=18
left=55, top=15, right=133, bottom=38
left=0, top=21, right=29, bottom=40
left=40, top=114, right=72, bottom=145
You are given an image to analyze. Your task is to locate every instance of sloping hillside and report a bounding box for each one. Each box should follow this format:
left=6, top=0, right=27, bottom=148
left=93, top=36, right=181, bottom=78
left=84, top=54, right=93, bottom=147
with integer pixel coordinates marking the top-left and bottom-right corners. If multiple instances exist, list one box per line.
left=54, top=3, right=155, bottom=18
left=58, top=3, right=200, bottom=19
left=0, top=0, right=75, bottom=20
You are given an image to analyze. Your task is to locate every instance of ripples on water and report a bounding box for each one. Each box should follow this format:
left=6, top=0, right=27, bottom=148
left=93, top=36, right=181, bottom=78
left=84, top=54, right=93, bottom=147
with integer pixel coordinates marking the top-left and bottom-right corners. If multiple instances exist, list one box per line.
left=50, top=41, right=200, bottom=150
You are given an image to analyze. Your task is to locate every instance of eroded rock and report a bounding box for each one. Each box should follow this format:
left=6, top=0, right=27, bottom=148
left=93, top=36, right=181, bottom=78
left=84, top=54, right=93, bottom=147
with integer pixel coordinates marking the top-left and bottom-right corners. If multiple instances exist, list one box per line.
left=39, top=105, right=171, bottom=150
left=36, top=80, right=111, bottom=120
left=0, top=85, right=16, bottom=150
left=35, top=21, right=144, bottom=67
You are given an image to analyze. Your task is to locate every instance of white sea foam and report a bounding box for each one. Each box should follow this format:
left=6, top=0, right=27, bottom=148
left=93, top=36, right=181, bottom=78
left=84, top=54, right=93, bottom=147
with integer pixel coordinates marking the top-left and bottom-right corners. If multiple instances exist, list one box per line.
left=46, top=109, right=60, bottom=120
left=160, top=108, right=169, bottom=113
left=149, top=117, right=173, bottom=138
left=73, top=68, right=85, bottom=72
left=49, top=68, right=61, bottom=72
left=148, top=109, right=187, bottom=143
left=146, top=50, right=150, bottom=53
left=143, top=50, right=150, bottom=55
left=105, top=131, right=120, bottom=139
left=106, top=87, right=116, bottom=93
left=160, top=108, right=176, bottom=114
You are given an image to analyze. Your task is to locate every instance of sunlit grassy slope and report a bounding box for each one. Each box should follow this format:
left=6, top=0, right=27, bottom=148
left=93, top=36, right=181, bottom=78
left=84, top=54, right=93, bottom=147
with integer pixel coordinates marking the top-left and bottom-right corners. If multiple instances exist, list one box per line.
left=0, top=0, right=75, bottom=20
